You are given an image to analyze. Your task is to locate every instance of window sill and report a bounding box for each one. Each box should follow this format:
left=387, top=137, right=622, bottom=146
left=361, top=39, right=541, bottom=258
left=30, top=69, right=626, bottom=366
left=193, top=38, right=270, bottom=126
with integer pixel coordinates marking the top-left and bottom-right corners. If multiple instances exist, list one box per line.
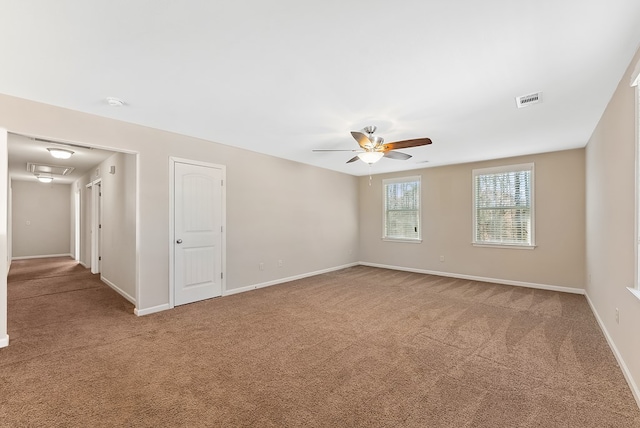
left=382, top=238, right=423, bottom=244
left=628, top=287, right=640, bottom=302
left=472, top=243, right=537, bottom=250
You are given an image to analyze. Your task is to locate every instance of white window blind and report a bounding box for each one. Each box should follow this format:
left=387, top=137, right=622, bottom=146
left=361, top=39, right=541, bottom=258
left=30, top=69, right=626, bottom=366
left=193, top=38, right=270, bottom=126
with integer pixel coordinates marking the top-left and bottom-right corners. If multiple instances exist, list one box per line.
left=383, top=176, right=421, bottom=241
left=473, top=164, right=534, bottom=246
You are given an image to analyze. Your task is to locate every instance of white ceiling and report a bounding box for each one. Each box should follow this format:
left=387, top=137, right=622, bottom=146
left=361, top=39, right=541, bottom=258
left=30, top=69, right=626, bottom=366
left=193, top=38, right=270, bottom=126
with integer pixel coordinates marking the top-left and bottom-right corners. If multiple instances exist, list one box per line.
left=8, top=133, right=116, bottom=184
left=1, top=1, right=640, bottom=177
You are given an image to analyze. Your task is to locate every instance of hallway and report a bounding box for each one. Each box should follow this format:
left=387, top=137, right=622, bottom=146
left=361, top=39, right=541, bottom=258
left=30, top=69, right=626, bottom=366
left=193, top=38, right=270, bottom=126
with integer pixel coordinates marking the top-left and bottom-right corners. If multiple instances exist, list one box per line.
left=6, top=257, right=135, bottom=355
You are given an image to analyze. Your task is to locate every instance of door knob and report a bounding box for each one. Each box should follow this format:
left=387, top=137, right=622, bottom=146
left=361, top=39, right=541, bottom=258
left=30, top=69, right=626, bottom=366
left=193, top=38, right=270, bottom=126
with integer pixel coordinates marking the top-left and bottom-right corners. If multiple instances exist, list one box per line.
left=176, top=239, right=183, bottom=244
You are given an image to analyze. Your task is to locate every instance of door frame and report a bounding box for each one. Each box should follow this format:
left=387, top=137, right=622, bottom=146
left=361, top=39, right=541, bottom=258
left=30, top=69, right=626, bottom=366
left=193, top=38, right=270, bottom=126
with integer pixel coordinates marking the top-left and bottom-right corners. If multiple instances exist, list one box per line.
left=169, top=157, right=226, bottom=308
left=86, top=178, right=102, bottom=274
left=74, top=187, right=81, bottom=261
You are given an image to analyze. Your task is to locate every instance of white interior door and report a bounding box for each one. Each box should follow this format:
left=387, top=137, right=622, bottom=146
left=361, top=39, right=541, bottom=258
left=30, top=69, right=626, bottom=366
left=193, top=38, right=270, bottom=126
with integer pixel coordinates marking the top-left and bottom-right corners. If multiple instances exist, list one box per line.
left=174, top=161, right=224, bottom=306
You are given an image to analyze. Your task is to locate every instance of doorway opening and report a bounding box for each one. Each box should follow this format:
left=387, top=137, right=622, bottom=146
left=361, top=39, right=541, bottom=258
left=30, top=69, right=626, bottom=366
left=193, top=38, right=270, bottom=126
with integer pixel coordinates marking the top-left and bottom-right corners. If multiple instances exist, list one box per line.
left=6, top=132, right=139, bottom=328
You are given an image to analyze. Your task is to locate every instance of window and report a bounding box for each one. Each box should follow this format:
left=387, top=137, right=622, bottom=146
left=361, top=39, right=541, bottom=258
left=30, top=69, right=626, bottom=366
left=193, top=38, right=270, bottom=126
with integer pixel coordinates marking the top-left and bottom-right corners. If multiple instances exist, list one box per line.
left=473, top=163, right=534, bottom=248
left=383, top=176, right=421, bottom=242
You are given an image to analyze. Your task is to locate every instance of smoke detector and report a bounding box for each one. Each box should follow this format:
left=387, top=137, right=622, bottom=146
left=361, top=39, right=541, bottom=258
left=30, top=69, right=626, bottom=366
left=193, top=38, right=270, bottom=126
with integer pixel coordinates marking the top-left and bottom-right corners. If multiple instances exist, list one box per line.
left=106, top=97, right=125, bottom=107
left=515, top=92, right=542, bottom=108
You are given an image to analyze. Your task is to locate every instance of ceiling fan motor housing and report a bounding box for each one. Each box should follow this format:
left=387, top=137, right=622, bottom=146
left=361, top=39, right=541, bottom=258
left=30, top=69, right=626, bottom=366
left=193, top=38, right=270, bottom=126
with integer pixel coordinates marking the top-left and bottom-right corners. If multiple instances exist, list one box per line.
left=363, top=125, right=377, bottom=135
left=368, top=135, right=384, bottom=150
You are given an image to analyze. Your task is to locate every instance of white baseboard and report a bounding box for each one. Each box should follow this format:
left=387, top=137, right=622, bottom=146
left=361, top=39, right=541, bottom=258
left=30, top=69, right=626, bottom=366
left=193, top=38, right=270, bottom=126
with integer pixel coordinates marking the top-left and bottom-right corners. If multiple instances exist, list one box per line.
left=101, top=276, right=136, bottom=305
left=359, top=262, right=586, bottom=295
left=79, top=261, right=89, bottom=269
left=223, top=262, right=360, bottom=296
left=134, top=303, right=170, bottom=317
left=0, top=334, right=8, bottom=348
left=12, top=253, right=73, bottom=260
left=585, top=293, right=640, bottom=409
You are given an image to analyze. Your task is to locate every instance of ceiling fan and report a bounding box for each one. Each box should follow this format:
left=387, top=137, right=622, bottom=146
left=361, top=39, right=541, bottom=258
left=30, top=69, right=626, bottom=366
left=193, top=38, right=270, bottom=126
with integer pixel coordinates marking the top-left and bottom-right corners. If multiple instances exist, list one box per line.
left=313, top=125, right=432, bottom=164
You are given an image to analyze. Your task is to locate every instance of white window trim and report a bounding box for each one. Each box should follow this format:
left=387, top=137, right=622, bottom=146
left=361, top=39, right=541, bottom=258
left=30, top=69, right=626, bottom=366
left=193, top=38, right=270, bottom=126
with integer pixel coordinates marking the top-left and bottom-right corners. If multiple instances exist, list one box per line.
left=382, top=175, right=422, bottom=243
left=472, top=162, right=536, bottom=249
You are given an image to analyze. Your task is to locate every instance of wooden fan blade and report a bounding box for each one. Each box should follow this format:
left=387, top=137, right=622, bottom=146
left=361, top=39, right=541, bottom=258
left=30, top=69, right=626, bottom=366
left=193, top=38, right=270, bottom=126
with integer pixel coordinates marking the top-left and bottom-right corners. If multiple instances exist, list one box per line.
left=383, top=151, right=412, bottom=160
left=351, top=131, right=372, bottom=149
left=381, top=137, right=432, bottom=151
left=346, top=155, right=360, bottom=163
left=312, top=149, right=358, bottom=152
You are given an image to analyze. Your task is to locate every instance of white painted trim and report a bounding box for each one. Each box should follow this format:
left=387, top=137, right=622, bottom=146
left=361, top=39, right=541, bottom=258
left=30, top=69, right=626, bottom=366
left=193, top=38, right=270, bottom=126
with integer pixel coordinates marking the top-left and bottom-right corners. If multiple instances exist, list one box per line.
left=585, top=292, right=640, bottom=409
left=134, top=303, right=170, bottom=316
left=0, top=334, right=8, bottom=348
left=12, top=253, right=73, bottom=260
left=382, top=238, right=423, bottom=244
left=134, top=152, right=141, bottom=318
left=472, top=243, right=536, bottom=250
left=101, top=275, right=136, bottom=305
left=90, top=179, right=102, bottom=275
left=74, top=189, right=80, bottom=261
left=79, top=261, right=89, bottom=269
left=631, top=59, right=640, bottom=87
left=358, top=261, right=585, bottom=295
left=168, top=158, right=175, bottom=309
left=223, top=263, right=360, bottom=296
left=628, top=287, right=640, bottom=301
left=635, top=84, right=640, bottom=291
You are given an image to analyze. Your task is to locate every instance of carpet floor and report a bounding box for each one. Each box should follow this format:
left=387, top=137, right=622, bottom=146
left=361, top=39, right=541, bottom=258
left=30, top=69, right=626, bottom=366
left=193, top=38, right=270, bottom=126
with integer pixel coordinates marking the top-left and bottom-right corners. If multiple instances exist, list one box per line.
left=1, top=257, right=639, bottom=427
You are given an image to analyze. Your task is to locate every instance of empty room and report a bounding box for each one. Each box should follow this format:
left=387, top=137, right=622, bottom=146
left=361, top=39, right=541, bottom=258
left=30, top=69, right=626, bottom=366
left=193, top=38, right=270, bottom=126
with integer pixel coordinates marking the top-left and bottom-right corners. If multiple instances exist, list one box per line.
left=1, top=1, right=640, bottom=426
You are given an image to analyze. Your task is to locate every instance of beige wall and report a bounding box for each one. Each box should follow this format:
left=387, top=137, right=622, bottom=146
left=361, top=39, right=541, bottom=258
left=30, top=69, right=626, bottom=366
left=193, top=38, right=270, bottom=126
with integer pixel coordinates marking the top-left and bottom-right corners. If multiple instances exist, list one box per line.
left=360, top=149, right=586, bottom=290
left=0, top=94, right=359, bottom=314
left=585, top=45, right=640, bottom=402
left=80, top=182, right=93, bottom=267
left=75, top=152, right=137, bottom=302
left=11, top=180, right=71, bottom=258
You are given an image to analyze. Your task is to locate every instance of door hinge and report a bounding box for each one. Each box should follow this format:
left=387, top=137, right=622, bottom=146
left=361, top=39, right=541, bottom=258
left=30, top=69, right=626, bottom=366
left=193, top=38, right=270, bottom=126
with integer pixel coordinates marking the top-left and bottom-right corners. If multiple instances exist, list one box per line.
left=221, top=180, right=224, bottom=186
left=221, top=272, right=224, bottom=279
left=221, top=226, right=223, bottom=233
left=99, top=224, right=102, bottom=229
left=99, top=256, right=102, bottom=261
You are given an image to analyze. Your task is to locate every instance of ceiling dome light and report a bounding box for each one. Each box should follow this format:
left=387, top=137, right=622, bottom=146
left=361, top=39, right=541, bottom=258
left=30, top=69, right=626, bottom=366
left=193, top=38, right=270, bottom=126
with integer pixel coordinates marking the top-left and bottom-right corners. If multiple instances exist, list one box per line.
left=47, top=148, right=74, bottom=159
left=36, top=174, right=53, bottom=183
left=357, top=151, right=384, bottom=164
left=106, top=97, right=125, bottom=107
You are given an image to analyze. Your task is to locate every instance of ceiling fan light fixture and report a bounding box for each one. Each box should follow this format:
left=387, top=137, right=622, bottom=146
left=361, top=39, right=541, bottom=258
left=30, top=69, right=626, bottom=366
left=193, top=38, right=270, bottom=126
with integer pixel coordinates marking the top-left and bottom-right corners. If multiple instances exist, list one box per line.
left=36, top=174, right=53, bottom=183
left=357, top=151, right=384, bottom=164
left=47, top=148, right=74, bottom=159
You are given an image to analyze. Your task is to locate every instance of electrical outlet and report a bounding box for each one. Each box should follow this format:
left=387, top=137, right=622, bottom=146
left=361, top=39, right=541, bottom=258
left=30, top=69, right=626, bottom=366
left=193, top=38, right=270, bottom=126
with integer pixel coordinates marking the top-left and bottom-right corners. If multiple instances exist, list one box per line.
left=439, top=256, right=445, bottom=262
left=615, top=308, right=620, bottom=324
left=278, top=259, right=283, bottom=268
left=259, top=263, right=264, bottom=271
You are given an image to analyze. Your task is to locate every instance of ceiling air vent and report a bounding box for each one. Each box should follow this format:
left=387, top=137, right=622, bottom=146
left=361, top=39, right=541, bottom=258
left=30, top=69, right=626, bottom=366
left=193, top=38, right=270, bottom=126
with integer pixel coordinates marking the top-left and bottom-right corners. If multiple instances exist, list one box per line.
left=515, top=92, right=542, bottom=108
left=26, top=162, right=75, bottom=176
